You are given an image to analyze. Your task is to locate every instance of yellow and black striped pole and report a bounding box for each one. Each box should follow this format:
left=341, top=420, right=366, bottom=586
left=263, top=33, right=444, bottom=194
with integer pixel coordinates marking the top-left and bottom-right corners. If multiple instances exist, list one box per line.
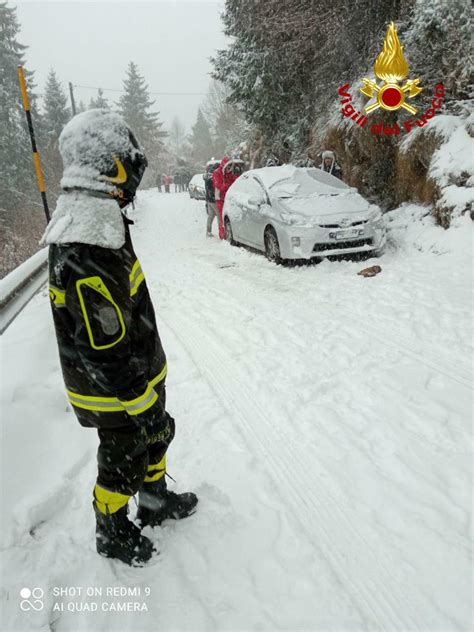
left=17, top=65, right=50, bottom=223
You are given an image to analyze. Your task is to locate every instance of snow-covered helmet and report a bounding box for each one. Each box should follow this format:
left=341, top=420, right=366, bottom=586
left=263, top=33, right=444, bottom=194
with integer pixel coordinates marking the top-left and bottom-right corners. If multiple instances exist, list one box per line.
left=59, top=109, right=147, bottom=205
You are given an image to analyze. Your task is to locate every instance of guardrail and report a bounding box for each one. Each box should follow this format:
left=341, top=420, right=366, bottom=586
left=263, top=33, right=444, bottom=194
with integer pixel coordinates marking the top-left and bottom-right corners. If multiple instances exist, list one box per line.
left=0, top=249, right=48, bottom=335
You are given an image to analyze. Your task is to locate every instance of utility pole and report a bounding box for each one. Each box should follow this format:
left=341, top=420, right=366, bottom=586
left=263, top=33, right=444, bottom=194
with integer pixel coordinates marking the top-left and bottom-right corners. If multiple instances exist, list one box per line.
left=17, top=66, right=50, bottom=223
left=69, top=82, right=77, bottom=116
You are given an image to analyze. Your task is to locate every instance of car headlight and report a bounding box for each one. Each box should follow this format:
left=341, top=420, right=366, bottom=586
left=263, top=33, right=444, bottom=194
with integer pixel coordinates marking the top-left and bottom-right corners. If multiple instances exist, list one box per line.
left=369, top=208, right=383, bottom=223
left=280, top=211, right=309, bottom=226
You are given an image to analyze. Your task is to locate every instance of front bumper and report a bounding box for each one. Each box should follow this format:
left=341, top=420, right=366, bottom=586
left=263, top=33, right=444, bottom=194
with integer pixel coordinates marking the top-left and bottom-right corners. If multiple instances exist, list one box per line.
left=278, top=220, right=386, bottom=260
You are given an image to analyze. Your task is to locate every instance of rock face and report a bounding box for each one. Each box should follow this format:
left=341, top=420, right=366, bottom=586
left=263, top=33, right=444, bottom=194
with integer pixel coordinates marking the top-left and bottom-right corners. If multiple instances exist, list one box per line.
left=321, top=112, right=473, bottom=228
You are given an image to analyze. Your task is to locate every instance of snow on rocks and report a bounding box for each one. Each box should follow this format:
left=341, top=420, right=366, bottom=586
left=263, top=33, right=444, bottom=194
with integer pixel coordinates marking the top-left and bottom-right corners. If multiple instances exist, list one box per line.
left=401, top=113, right=474, bottom=225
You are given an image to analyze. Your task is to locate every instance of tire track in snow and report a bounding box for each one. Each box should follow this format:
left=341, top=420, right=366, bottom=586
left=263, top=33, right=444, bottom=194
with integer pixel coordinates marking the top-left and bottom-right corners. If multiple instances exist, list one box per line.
left=177, top=242, right=471, bottom=390
left=216, top=260, right=472, bottom=391
left=160, top=308, right=425, bottom=632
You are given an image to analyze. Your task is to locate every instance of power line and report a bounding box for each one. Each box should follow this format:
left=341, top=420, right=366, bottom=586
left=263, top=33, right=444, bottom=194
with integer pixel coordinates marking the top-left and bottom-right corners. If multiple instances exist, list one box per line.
left=73, top=84, right=206, bottom=97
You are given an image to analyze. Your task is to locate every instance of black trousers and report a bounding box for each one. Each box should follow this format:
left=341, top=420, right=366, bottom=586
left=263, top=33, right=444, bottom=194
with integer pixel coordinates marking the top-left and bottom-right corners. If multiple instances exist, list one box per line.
left=96, top=391, right=175, bottom=496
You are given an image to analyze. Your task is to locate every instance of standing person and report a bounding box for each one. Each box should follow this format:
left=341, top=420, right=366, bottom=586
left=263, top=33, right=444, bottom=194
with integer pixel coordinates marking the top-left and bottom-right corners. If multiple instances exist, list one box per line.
left=164, top=174, right=171, bottom=193
left=204, top=159, right=220, bottom=237
left=213, top=157, right=244, bottom=239
left=320, top=150, right=343, bottom=180
left=42, top=109, right=198, bottom=566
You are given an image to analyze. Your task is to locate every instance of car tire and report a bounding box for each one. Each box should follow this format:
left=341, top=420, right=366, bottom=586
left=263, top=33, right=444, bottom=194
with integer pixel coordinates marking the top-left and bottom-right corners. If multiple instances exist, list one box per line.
left=224, top=217, right=236, bottom=246
left=264, top=227, right=282, bottom=264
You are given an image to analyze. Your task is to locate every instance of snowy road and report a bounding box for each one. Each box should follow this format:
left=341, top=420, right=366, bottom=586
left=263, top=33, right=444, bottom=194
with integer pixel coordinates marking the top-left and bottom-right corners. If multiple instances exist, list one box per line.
left=1, top=191, right=472, bottom=632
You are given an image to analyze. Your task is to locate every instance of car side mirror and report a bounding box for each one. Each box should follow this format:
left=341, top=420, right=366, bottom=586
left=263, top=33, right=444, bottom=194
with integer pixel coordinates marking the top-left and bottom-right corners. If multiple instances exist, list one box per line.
left=248, top=196, right=264, bottom=209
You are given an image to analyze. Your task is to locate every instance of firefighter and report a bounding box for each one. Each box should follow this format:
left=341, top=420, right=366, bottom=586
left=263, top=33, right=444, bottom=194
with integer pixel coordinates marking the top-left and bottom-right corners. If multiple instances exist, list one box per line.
left=42, top=109, right=198, bottom=566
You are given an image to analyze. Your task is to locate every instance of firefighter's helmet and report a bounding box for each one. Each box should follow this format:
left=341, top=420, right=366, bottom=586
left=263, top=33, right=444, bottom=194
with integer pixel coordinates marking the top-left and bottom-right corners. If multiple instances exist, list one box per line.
left=59, top=109, right=147, bottom=205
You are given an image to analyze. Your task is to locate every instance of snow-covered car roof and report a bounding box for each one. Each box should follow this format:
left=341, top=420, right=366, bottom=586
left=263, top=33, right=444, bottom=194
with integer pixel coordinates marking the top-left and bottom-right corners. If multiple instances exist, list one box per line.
left=190, top=174, right=204, bottom=185
left=250, top=165, right=349, bottom=196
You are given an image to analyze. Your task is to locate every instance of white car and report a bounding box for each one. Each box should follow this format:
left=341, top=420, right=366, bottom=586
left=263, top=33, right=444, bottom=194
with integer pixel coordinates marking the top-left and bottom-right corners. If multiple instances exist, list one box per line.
left=189, top=173, right=206, bottom=200
left=223, top=165, right=386, bottom=262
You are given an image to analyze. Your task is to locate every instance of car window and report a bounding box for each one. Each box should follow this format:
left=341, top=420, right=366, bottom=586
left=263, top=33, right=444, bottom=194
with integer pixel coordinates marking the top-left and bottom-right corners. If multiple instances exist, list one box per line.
left=243, top=177, right=267, bottom=201
left=229, top=175, right=248, bottom=192
left=269, top=169, right=348, bottom=198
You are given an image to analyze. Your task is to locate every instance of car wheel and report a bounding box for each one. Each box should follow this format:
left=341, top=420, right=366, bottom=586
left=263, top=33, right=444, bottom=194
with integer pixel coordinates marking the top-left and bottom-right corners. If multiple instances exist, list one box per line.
left=224, top=217, right=236, bottom=245
left=264, top=227, right=282, bottom=264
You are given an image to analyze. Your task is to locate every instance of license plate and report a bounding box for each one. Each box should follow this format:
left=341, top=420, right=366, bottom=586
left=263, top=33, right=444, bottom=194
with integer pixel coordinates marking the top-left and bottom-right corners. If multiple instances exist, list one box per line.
left=330, top=228, right=361, bottom=240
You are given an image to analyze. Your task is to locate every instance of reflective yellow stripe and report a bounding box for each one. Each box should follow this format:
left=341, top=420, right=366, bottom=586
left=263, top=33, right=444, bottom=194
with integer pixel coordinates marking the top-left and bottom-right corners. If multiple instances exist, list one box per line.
left=49, top=285, right=66, bottom=306
left=149, top=364, right=168, bottom=388
left=76, top=276, right=126, bottom=350
left=120, top=388, right=159, bottom=416
left=130, top=259, right=141, bottom=279
left=144, top=455, right=166, bottom=483
left=66, top=363, right=167, bottom=414
left=129, top=259, right=145, bottom=297
left=130, top=272, right=145, bottom=297
left=67, top=393, right=124, bottom=413
left=94, top=484, right=130, bottom=515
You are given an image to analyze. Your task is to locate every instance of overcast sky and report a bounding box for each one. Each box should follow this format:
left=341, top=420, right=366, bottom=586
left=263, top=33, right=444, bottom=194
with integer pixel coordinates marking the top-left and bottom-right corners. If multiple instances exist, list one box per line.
left=16, top=1, right=228, bottom=132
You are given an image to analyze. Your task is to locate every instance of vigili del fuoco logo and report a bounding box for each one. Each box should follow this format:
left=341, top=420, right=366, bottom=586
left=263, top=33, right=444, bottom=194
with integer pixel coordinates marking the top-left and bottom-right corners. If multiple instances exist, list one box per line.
left=338, top=22, right=444, bottom=136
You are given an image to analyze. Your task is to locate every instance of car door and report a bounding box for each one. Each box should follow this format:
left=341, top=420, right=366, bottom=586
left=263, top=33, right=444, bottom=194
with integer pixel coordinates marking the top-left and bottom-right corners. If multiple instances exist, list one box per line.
left=238, top=177, right=268, bottom=246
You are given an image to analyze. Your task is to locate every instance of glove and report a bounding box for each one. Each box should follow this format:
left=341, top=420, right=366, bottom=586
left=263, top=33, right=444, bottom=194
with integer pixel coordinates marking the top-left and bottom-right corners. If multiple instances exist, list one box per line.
left=134, top=402, right=175, bottom=448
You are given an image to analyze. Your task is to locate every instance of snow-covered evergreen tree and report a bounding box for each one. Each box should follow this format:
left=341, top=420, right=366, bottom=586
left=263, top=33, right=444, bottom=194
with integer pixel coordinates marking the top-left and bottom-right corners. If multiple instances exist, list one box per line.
left=190, top=108, right=214, bottom=167
left=168, top=116, right=188, bottom=159
left=0, top=1, right=44, bottom=276
left=43, top=69, right=70, bottom=137
left=118, top=62, right=166, bottom=186
left=118, top=62, right=165, bottom=147
left=89, top=88, right=109, bottom=110
left=41, top=69, right=71, bottom=206
left=405, top=0, right=472, bottom=107
left=212, top=0, right=412, bottom=157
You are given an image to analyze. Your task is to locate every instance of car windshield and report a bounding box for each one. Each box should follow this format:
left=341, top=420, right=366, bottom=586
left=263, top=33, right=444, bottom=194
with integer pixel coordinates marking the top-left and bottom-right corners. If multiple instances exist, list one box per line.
left=269, top=169, right=349, bottom=199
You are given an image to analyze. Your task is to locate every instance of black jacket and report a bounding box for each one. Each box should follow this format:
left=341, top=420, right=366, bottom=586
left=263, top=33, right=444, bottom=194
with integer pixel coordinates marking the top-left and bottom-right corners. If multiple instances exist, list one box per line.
left=48, top=217, right=167, bottom=429
left=204, top=172, right=216, bottom=203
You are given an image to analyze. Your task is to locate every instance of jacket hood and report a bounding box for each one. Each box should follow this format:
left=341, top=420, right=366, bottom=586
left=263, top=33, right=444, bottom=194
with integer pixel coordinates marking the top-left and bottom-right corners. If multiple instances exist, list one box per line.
left=41, top=191, right=126, bottom=249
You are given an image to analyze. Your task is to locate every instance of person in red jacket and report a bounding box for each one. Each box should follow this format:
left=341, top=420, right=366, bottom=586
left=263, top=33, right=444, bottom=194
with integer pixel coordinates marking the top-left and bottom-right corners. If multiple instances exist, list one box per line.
left=213, top=157, right=244, bottom=239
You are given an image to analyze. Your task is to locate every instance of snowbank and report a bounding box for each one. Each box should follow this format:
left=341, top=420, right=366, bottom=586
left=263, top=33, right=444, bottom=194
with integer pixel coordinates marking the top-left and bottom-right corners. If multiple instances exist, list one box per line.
left=400, top=113, right=474, bottom=224
left=385, top=202, right=474, bottom=255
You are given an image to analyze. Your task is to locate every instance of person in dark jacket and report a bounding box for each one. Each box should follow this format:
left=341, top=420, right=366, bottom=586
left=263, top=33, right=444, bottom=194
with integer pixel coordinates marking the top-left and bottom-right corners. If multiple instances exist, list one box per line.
left=320, top=150, right=343, bottom=180
left=42, top=109, right=197, bottom=566
left=204, top=159, right=220, bottom=237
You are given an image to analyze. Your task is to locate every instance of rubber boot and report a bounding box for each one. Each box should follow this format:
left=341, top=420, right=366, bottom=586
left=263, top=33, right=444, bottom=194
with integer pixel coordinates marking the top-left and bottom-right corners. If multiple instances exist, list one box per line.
left=136, top=477, right=198, bottom=528
left=94, top=502, right=155, bottom=566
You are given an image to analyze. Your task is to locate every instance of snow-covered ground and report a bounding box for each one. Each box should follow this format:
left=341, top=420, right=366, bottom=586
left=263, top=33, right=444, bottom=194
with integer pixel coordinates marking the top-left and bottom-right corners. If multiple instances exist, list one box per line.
left=1, top=191, right=472, bottom=632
